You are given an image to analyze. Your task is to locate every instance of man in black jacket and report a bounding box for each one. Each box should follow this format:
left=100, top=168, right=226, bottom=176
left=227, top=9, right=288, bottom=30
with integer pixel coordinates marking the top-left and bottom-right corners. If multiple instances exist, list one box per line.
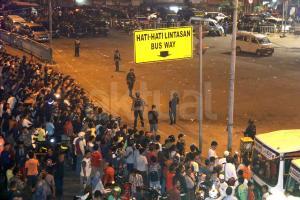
left=148, top=105, right=159, bottom=135
left=126, top=68, right=136, bottom=97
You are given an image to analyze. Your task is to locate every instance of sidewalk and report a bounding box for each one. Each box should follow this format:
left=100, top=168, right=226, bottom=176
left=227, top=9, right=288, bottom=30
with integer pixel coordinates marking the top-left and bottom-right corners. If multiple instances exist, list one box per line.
left=268, top=33, right=300, bottom=49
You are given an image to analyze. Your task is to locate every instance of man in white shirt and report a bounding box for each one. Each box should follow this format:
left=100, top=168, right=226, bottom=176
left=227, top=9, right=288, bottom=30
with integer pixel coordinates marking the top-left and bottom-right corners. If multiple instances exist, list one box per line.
left=80, top=151, right=92, bottom=193
left=224, top=157, right=237, bottom=182
left=219, top=151, right=230, bottom=172
left=208, top=141, right=218, bottom=159
left=125, top=142, right=135, bottom=173
left=135, top=148, right=148, bottom=184
left=74, top=132, right=86, bottom=175
left=7, top=94, right=17, bottom=110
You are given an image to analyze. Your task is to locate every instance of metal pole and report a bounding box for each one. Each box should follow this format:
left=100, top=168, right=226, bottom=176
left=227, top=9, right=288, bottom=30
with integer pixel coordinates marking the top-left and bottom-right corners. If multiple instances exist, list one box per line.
left=49, top=0, right=53, bottom=63
left=227, top=0, right=238, bottom=151
left=198, top=24, right=203, bottom=152
left=282, top=0, right=286, bottom=37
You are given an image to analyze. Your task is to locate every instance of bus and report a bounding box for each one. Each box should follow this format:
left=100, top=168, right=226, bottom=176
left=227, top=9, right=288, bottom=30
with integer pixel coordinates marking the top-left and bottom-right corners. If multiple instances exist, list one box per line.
left=251, top=130, right=300, bottom=199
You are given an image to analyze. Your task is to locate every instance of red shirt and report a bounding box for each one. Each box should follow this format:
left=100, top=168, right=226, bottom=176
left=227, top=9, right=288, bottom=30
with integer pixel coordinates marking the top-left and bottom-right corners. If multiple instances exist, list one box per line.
left=166, top=171, right=175, bottom=191
left=91, top=151, right=102, bottom=167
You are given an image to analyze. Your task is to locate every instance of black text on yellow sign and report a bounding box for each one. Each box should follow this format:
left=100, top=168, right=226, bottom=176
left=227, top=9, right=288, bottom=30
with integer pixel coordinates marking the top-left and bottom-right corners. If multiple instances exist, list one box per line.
left=134, top=27, right=193, bottom=64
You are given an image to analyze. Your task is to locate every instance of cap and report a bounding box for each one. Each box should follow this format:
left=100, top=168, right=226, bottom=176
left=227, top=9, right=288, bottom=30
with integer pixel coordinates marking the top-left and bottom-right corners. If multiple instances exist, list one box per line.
left=219, top=174, right=225, bottom=179
left=224, top=150, right=230, bottom=157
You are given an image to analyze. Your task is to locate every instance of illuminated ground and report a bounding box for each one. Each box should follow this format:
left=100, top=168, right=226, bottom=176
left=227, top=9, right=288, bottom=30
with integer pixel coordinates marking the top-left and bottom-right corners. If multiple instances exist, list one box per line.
left=49, top=31, right=300, bottom=154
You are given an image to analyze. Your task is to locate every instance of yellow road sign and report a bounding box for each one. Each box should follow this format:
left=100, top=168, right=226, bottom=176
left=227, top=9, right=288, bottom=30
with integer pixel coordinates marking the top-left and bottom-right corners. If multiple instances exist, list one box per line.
left=134, top=26, right=193, bottom=64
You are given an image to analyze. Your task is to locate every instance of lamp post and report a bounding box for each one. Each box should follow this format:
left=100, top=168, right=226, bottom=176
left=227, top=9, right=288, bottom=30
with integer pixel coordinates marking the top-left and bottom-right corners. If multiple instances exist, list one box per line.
left=227, top=0, right=238, bottom=151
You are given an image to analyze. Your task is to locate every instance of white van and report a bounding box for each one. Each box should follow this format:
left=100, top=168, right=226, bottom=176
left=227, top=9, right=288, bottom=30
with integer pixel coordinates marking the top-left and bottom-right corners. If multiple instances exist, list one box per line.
left=252, top=130, right=300, bottom=199
left=189, top=17, right=224, bottom=36
left=236, top=31, right=274, bottom=56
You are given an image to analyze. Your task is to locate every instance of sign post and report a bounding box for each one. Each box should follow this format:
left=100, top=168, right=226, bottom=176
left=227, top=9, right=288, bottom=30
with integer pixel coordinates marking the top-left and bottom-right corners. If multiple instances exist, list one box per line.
left=133, top=27, right=193, bottom=64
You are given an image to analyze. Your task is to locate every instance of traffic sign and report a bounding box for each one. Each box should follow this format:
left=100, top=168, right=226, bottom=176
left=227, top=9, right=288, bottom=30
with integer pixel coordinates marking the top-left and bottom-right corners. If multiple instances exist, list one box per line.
left=134, top=26, right=193, bottom=64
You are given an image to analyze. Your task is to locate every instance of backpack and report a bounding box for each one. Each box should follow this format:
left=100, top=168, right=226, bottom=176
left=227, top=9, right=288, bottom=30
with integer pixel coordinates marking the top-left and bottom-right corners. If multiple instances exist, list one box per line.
left=134, top=98, right=143, bottom=108
left=75, top=138, right=83, bottom=155
left=149, top=170, right=159, bottom=182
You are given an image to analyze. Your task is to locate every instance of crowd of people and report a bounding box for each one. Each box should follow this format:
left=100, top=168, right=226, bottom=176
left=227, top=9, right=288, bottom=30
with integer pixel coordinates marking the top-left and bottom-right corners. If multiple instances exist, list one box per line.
left=0, top=50, right=266, bottom=200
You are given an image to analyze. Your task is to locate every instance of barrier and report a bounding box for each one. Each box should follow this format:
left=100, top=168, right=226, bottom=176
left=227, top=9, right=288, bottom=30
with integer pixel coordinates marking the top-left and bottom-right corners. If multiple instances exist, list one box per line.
left=259, top=25, right=276, bottom=34
left=0, top=29, right=52, bottom=62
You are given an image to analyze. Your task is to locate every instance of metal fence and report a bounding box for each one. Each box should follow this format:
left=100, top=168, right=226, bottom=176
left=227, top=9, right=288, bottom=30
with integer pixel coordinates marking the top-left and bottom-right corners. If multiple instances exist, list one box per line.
left=0, top=29, right=52, bottom=62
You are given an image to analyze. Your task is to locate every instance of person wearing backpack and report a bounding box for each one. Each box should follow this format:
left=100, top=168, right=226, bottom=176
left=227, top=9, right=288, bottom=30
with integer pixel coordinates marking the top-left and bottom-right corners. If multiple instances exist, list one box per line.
left=149, top=156, right=161, bottom=189
left=148, top=105, right=159, bottom=135
left=131, top=92, right=145, bottom=129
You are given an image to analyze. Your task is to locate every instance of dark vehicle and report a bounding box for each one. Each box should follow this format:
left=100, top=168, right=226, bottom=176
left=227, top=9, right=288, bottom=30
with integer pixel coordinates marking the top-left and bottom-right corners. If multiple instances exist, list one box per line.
left=89, top=20, right=109, bottom=36
left=59, top=23, right=87, bottom=38
left=238, top=14, right=262, bottom=32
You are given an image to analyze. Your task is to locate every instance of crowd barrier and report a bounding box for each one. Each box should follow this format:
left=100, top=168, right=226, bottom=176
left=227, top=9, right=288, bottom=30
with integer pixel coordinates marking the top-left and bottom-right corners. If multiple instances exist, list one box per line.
left=259, top=25, right=277, bottom=34
left=0, top=29, right=52, bottom=62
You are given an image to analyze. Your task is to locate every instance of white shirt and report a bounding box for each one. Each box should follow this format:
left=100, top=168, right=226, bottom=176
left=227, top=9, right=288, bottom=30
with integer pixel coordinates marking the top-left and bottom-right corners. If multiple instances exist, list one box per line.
left=224, top=163, right=237, bottom=181
left=125, top=146, right=134, bottom=164
left=7, top=96, right=16, bottom=110
left=136, top=154, right=148, bottom=172
left=208, top=148, right=217, bottom=159
left=218, top=157, right=227, bottom=172
left=80, top=157, right=91, bottom=177
left=73, top=137, right=86, bottom=155
left=219, top=181, right=228, bottom=198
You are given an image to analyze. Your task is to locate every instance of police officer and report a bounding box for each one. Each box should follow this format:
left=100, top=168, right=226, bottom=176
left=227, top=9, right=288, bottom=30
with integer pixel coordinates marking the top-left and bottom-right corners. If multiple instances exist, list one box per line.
left=169, top=93, right=179, bottom=125
left=126, top=68, right=136, bottom=97
left=74, top=37, right=80, bottom=57
left=131, top=92, right=145, bottom=129
left=114, top=49, right=121, bottom=72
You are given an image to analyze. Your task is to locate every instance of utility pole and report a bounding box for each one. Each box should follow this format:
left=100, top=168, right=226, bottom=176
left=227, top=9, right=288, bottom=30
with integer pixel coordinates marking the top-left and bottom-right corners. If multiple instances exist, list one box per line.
left=198, top=23, right=203, bottom=152
left=282, top=0, right=285, bottom=37
left=227, top=0, right=238, bottom=151
left=49, top=0, right=53, bottom=63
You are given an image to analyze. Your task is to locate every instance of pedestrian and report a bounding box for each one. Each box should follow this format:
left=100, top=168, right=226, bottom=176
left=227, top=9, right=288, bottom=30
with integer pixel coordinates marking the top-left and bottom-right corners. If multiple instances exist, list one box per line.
left=131, top=92, right=145, bottom=129
left=25, top=151, right=39, bottom=192
left=169, top=93, right=179, bottom=125
left=235, top=177, right=248, bottom=200
left=223, top=186, right=238, bottom=200
left=74, top=37, right=80, bottom=57
left=80, top=150, right=92, bottom=193
left=247, top=181, right=255, bottom=200
left=224, top=21, right=229, bottom=36
left=262, top=185, right=270, bottom=200
left=74, top=132, right=86, bottom=175
left=54, top=153, right=65, bottom=200
left=129, top=169, right=143, bottom=198
left=208, top=141, right=218, bottom=159
left=114, top=49, right=121, bottom=72
left=244, top=119, right=256, bottom=139
left=126, top=68, right=136, bottom=97
left=148, top=105, right=159, bottom=134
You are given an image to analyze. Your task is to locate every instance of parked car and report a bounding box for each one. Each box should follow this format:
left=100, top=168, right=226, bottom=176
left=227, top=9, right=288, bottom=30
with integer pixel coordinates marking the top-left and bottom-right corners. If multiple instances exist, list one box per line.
left=189, top=17, right=224, bottom=36
left=204, top=12, right=228, bottom=22
left=236, top=31, right=274, bottom=56
left=59, top=22, right=88, bottom=38
left=89, top=20, right=109, bottom=37
left=4, top=15, right=27, bottom=32
left=20, top=22, right=49, bottom=42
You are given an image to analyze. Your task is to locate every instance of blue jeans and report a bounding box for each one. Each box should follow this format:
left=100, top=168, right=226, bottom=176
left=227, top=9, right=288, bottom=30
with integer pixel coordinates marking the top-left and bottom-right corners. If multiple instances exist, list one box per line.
left=134, top=110, right=144, bottom=128
left=169, top=109, right=177, bottom=124
left=76, top=154, right=83, bottom=175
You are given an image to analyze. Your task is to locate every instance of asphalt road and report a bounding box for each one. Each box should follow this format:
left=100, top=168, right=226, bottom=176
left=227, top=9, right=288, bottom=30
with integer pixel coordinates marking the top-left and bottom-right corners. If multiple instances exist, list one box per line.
left=50, top=30, right=300, bottom=153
